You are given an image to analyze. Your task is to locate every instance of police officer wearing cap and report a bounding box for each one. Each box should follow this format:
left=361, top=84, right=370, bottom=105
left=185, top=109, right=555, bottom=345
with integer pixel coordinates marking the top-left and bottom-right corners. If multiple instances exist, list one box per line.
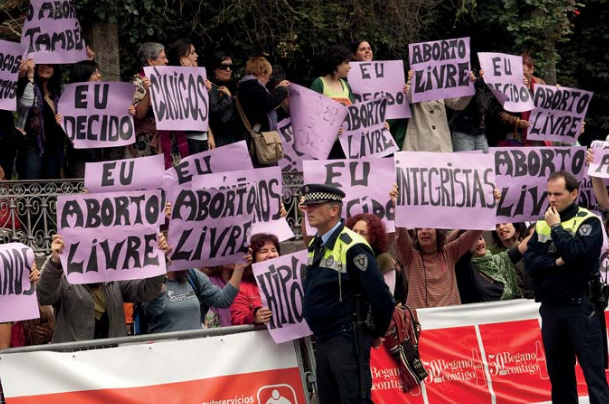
left=525, top=171, right=609, bottom=404
left=300, top=183, right=395, bottom=404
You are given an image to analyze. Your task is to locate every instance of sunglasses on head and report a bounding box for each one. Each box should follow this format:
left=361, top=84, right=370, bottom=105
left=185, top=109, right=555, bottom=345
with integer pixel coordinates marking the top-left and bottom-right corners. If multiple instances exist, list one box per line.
left=218, top=64, right=233, bottom=71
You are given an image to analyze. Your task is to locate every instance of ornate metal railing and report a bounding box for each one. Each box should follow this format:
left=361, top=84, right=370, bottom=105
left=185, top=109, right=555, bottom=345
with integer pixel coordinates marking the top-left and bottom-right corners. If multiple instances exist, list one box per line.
left=0, top=174, right=304, bottom=254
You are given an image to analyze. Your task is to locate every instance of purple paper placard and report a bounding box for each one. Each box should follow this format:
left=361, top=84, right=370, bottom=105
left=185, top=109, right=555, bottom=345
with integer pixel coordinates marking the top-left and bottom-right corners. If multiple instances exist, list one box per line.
left=348, top=60, right=412, bottom=119
left=56, top=190, right=167, bottom=284
left=527, top=84, right=593, bottom=144
left=84, top=154, right=165, bottom=193
left=288, top=84, right=349, bottom=160
left=394, top=151, right=497, bottom=230
left=277, top=118, right=316, bottom=173
left=478, top=52, right=535, bottom=113
left=58, top=82, right=136, bottom=149
left=167, top=185, right=253, bottom=271
left=587, top=141, right=609, bottom=180
left=339, top=98, right=398, bottom=159
left=252, top=250, right=313, bottom=344
left=303, top=158, right=396, bottom=234
left=21, top=0, right=87, bottom=64
left=163, top=140, right=253, bottom=201
left=0, top=40, right=25, bottom=111
left=0, top=243, right=38, bottom=323
left=408, top=37, right=474, bottom=103
left=191, top=167, right=294, bottom=242
left=493, top=146, right=587, bottom=223
left=578, top=173, right=599, bottom=213
left=143, top=66, right=209, bottom=131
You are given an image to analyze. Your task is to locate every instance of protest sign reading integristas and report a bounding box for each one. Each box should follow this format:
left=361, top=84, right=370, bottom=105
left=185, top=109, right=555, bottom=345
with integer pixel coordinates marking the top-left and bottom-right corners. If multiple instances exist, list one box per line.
left=56, top=190, right=166, bottom=284
left=144, top=66, right=209, bottom=131
left=408, top=37, right=474, bottom=103
left=252, top=250, right=313, bottom=344
left=21, top=0, right=87, bottom=64
left=494, top=146, right=587, bottom=223
left=167, top=185, right=254, bottom=271
left=394, top=151, right=497, bottom=230
left=303, top=158, right=396, bottom=233
left=478, top=52, right=535, bottom=113
left=0, top=40, right=25, bottom=111
left=191, top=167, right=294, bottom=242
left=85, top=154, right=165, bottom=193
left=0, top=243, right=38, bottom=323
left=339, top=97, right=398, bottom=159
left=288, top=84, right=349, bottom=160
left=527, top=85, right=592, bottom=144
left=348, top=61, right=411, bottom=119
left=59, top=82, right=136, bottom=149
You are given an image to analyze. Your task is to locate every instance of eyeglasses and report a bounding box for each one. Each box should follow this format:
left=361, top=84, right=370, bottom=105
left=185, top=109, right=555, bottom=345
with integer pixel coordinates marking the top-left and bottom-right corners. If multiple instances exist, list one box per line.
left=218, top=64, right=233, bottom=71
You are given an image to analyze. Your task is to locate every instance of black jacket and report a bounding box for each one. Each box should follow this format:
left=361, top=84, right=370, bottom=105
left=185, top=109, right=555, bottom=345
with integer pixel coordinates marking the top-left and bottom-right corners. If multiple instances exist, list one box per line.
left=236, top=77, right=287, bottom=133
left=525, top=204, right=603, bottom=305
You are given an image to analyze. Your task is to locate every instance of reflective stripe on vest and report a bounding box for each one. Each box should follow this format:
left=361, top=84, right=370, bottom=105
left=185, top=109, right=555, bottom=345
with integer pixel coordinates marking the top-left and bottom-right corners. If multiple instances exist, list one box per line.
left=535, top=207, right=597, bottom=243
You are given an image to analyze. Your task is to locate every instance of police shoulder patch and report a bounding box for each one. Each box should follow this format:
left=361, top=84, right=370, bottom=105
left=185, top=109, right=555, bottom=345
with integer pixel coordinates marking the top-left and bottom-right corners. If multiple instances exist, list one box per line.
left=577, top=211, right=588, bottom=217
left=354, top=254, right=368, bottom=271
left=340, top=233, right=353, bottom=245
left=578, top=224, right=593, bottom=236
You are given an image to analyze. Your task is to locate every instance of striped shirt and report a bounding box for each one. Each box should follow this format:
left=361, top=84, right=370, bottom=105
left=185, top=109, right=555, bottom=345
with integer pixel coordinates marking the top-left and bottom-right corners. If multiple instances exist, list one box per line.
left=396, top=228, right=483, bottom=309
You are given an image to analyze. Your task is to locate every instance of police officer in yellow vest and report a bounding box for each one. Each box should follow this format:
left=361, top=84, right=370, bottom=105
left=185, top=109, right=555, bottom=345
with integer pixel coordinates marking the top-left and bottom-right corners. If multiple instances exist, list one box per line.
left=300, top=184, right=394, bottom=404
left=525, top=171, right=609, bottom=404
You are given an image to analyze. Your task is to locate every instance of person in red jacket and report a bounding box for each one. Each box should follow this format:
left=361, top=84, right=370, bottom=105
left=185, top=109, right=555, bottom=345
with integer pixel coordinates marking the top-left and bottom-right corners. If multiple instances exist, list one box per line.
left=230, top=233, right=279, bottom=325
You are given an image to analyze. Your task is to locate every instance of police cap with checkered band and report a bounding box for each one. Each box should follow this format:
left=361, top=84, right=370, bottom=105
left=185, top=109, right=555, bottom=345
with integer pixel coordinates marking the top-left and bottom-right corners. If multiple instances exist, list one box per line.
left=301, top=184, right=345, bottom=205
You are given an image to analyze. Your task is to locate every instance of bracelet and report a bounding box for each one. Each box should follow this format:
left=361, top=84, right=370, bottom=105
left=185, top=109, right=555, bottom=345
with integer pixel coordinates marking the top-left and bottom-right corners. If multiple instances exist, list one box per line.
left=551, top=223, right=561, bottom=229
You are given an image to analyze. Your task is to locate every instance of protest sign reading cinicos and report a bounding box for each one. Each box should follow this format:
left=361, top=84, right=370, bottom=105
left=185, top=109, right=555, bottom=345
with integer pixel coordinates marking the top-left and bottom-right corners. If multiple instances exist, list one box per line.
left=394, top=151, right=497, bottom=230
left=144, top=66, right=209, bottom=131
left=21, top=0, right=87, bottom=63
left=409, top=37, right=474, bottom=103
left=348, top=60, right=411, bottom=119
left=252, top=250, right=313, bottom=344
left=59, top=82, right=136, bottom=148
left=0, top=243, right=38, bottom=323
left=56, top=190, right=166, bottom=284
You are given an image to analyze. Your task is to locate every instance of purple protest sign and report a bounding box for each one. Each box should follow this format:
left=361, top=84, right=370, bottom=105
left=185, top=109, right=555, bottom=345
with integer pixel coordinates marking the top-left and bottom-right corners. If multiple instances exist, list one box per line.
left=578, top=173, right=599, bottom=213
left=494, top=146, right=587, bottom=223
left=144, top=66, right=209, bottom=131
left=478, top=52, right=534, bottom=113
left=56, top=190, right=166, bottom=284
left=408, top=37, right=474, bottom=103
left=288, top=84, right=349, bottom=160
left=85, top=154, right=165, bottom=193
left=21, top=0, right=87, bottom=64
left=348, top=60, right=412, bottom=119
left=0, top=243, right=38, bottom=323
left=527, top=84, right=593, bottom=143
left=394, top=151, right=496, bottom=230
left=167, top=185, right=253, bottom=271
left=339, top=98, right=398, bottom=159
left=587, top=141, right=609, bottom=180
left=252, top=250, right=313, bottom=344
left=58, top=82, right=136, bottom=149
left=0, top=40, right=25, bottom=111
left=277, top=118, right=316, bottom=173
left=192, top=167, right=294, bottom=242
left=303, top=158, right=396, bottom=233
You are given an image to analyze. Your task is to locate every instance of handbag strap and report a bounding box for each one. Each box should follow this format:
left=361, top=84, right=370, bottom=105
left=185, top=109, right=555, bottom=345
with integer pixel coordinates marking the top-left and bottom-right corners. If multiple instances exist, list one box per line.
left=235, top=97, right=253, bottom=133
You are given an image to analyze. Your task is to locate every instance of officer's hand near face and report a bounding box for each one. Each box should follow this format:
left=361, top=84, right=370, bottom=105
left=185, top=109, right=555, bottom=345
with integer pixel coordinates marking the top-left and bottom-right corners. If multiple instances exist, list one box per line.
left=545, top=206, right=560, bottom=227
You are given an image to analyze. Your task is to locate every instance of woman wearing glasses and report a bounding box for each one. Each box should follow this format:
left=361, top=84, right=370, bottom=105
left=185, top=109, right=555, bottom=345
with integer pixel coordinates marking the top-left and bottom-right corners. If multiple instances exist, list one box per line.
left=208, top=51, right=239, bottom=147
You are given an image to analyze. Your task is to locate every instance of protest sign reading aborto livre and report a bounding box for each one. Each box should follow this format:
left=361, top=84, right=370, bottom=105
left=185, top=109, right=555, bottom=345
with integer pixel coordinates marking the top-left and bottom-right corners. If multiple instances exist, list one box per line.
left=394, top=151, right=497, bottom=230
left=478, top=52, right=534, bottom=113
left=85, top=154, right=165, bottom=193
left=167, top=185, right=254, bottom=271
left=253, top=250, right=313, bottom=344
left=0, top=40, right=25, bottom=111
left=56, top=190, right=167, bottom=284
left=527, top=85, right=593, bottom=144
left=493, top=146, right=587, bottom=223
left=348, top=61, right=411, bottom=119
left=0, top=243, right=38, bottom=323
left=21, top=0, right=87, bottom=64
left=59, top=82, right=136, bottom=149
left=144, top=66, right=209, bottom=131
left=408, top=37, right=474, bottom=103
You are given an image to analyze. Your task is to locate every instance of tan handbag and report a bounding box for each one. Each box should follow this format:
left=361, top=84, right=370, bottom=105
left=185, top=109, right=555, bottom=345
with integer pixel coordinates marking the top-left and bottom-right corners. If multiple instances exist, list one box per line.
left=236, top=97, right=284, bottom=165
